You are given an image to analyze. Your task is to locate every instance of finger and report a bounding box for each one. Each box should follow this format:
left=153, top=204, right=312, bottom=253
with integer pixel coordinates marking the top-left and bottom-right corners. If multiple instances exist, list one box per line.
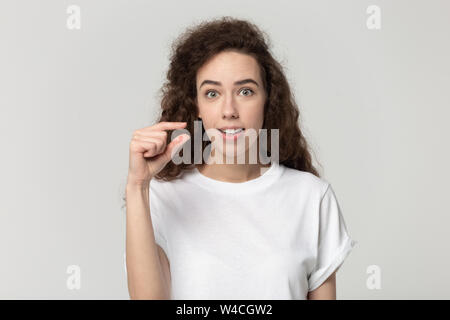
left=132, top=132, right=166, bottom=144
left=164, top=133, right=191, bottom=162
left=147, top=133, right=191, bottom=168
left=134, top=130, right=167, bottom=138
left=130, top=139, right=159, bottom=157
left=133, top=135, right=166, bottom=155
left=145, top=121, right=187, bottom=132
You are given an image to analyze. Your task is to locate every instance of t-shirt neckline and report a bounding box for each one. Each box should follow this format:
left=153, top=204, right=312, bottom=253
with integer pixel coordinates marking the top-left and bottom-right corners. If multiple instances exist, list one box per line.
left=187, top=161, right=284, bottom=194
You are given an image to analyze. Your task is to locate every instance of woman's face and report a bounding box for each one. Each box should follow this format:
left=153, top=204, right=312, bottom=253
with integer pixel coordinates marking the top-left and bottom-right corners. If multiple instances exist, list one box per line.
left=195, top=50, right=267, bottom=161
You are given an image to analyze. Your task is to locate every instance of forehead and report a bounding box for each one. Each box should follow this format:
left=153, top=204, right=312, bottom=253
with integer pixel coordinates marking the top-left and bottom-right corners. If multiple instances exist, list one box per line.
left=196, top=50, right=261, bottom=84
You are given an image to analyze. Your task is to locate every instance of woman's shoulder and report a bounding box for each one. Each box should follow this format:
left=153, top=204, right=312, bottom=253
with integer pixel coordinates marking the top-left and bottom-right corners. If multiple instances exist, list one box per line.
left=280, top=164, right=330, bottom=196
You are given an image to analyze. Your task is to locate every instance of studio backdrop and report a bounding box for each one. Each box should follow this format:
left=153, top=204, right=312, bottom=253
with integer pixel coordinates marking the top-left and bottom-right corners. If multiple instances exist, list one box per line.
left=1, top=0, right=449, bottom=299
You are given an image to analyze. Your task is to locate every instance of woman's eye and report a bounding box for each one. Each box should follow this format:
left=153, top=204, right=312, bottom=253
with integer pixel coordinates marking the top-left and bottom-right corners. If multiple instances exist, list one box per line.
left=205, top=90, right=217, bottom=99
left=205, top=88, right=254, bottom=99
left=240, top=88, right=254, bottom=96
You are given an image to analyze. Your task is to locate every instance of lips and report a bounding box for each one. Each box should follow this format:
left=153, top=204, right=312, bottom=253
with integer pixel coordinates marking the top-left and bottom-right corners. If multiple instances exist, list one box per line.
left=218, top=128, right=245, bottom=141
left=219, top=128, right=244, bottom=134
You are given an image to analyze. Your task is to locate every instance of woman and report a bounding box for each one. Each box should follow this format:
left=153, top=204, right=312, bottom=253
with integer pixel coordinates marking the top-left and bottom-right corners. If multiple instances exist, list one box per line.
left=124, top=16, right=357, bottom=300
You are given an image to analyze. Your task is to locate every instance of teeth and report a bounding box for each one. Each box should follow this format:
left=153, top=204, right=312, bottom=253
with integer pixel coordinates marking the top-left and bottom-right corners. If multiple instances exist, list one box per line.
left=221, top=128, right=243, bottom=134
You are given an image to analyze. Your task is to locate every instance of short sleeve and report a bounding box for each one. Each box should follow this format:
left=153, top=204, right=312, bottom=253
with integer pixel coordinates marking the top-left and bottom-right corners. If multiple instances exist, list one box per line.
left=124, top=188, right=169, bottom=277
left=149, top=190, right=169, bottom=255
left=308, top=184, right=357, bottom=292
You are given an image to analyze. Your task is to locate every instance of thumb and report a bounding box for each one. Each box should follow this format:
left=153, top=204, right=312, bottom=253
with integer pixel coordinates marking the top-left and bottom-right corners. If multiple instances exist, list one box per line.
left=163, top=133, right=191, bottom=164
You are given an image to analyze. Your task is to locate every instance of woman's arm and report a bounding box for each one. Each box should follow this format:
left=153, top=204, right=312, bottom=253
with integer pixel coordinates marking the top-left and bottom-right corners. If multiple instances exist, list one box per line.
left=307, top=271, right=337, bottom=300
left=125, top=183, right=170, bottom=299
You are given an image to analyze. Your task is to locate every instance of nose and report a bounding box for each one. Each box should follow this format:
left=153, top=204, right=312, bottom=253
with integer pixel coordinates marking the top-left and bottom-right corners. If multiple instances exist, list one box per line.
left=221, top=93, right=239, bottom=119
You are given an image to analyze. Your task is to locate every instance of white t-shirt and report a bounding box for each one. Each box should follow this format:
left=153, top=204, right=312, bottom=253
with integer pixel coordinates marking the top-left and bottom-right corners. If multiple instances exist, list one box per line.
left=125, top=161, right=357, bottom=299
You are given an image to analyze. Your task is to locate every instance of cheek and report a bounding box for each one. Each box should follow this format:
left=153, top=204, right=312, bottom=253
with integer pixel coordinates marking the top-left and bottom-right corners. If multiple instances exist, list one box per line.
left=245, top=103, right=265, bottom=127
left=197, top=103, right=213, bottom=123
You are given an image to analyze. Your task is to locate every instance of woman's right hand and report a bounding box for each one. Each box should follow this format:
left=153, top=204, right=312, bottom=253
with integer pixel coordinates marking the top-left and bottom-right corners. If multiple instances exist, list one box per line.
left=127, top=121, right=191, bottom=187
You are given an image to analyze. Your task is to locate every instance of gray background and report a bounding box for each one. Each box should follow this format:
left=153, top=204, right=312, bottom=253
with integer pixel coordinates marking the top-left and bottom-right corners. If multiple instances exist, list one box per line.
left=1, top=0, right=449, bottom=299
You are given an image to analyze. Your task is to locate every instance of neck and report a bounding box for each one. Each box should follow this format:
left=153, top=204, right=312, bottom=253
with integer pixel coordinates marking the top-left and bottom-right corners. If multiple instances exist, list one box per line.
left=196, top=147, right=270, bottom=183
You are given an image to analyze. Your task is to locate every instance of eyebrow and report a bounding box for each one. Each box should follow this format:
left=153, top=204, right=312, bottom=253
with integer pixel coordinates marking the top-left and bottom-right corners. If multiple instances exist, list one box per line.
left=199, top=78, right=260, bottom=89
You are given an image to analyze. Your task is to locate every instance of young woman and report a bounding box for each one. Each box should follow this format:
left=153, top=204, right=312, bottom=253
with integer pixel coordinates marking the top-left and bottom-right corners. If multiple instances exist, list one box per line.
left=124, top=16, right=357, bottom=300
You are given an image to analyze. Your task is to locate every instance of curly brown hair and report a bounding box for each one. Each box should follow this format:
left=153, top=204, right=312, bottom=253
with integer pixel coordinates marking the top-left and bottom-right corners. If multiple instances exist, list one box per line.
left=151, top=16, right=321, bottom=182
left=121, top=16, right=322, bottom=209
